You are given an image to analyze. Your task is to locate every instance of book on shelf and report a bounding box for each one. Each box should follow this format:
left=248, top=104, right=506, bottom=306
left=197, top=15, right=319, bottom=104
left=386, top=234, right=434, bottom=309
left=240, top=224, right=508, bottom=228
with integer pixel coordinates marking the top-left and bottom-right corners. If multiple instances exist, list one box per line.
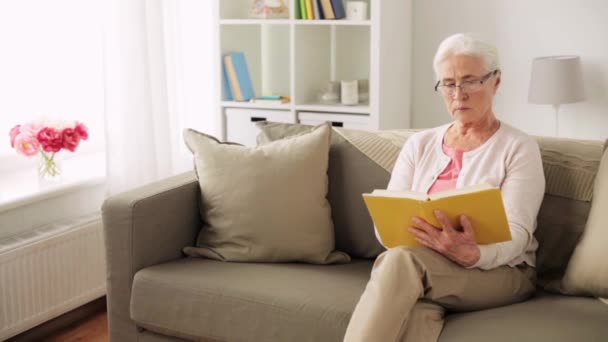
left=299, top=0, right=308, bottom=19
left=313, top=0, right=323, bottom=19
left=223, top=52, right=255, bottom=102
left=306, top=0, right=315, bottom=19
left=319, top=0, right=335, bottom=19
left=362, top=183, right=512, bottom=248
left=330, top=0, right=346, bottom=19
left=249, top=96, right=290, bottom=104
left=222, top=64, right=233, bottom=101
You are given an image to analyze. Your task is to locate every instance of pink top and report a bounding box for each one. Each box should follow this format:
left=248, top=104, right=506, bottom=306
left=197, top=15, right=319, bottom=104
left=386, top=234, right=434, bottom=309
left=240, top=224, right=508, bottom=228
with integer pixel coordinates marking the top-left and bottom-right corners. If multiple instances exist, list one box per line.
left=427, top=144, right=464, bottom=194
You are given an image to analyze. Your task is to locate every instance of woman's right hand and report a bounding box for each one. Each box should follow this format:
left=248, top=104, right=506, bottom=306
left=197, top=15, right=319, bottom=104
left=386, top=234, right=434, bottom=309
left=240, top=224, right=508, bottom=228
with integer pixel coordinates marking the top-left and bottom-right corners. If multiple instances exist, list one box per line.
left=409, top=210, right=480, bottom=267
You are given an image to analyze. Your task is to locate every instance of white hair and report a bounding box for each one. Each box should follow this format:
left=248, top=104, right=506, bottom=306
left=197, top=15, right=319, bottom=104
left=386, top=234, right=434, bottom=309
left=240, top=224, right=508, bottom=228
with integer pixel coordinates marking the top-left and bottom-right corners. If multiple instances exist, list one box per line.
left=433, top=33, right=500, bottom=80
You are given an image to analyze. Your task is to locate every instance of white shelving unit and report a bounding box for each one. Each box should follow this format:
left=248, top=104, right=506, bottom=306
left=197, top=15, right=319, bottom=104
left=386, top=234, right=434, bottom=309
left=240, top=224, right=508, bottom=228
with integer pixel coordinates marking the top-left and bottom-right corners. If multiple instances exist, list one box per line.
left=214, top=0, right=412, bottom=146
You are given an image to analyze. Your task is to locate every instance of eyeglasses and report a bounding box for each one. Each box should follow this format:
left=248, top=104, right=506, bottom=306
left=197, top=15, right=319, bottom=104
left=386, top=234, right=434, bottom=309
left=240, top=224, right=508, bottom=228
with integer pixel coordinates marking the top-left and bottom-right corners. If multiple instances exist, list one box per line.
left=434, top=70, right=499, bottom=97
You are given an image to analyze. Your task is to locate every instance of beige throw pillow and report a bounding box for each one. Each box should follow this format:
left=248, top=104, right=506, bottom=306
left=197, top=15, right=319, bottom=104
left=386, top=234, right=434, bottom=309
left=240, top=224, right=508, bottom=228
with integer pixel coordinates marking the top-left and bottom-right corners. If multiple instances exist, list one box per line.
left=182, top=124, right=350, bottom=264
left=256, top=122, right=390, bottom=258
left=561, top=147, right=608, bottom=297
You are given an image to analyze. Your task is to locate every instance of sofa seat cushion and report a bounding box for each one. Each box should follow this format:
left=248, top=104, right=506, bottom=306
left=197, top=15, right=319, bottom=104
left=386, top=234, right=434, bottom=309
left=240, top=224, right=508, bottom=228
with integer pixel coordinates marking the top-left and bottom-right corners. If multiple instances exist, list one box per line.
left=130, top=257, right=373, bottom=342
left=440, top=291, right=608, bottom=342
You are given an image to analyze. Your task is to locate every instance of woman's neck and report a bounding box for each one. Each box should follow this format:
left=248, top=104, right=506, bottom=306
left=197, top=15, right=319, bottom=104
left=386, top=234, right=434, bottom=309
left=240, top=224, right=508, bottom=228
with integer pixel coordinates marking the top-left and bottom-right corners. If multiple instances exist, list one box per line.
left=445, top=114, right=500, bottom=151
left=451, top=114, right=499, bottom=137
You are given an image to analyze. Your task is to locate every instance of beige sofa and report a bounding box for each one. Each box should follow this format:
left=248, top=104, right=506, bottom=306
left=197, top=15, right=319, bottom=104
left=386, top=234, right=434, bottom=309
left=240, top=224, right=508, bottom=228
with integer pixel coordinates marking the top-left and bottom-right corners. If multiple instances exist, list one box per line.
left=102, top=125, right=608, bottom=342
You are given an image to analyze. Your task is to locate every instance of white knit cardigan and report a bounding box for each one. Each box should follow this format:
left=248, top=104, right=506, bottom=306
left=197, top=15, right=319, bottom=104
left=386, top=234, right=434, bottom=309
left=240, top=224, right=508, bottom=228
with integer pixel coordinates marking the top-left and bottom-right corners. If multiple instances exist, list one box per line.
left=383, top=121, right=546, bottom=270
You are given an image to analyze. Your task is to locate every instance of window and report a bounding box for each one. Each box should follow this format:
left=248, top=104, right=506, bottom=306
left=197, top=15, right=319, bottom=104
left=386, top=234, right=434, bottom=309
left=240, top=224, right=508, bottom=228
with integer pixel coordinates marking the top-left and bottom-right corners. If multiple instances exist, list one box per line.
left=0, top=0, right=104, bottom=173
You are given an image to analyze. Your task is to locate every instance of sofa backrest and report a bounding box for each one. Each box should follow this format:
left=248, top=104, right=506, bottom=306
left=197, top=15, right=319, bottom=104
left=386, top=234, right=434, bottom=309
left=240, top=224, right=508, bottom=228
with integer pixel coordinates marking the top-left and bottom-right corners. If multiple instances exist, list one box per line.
left=256, top=122, right=607, bottom=282
left=533, top=137, right=606, bottom=285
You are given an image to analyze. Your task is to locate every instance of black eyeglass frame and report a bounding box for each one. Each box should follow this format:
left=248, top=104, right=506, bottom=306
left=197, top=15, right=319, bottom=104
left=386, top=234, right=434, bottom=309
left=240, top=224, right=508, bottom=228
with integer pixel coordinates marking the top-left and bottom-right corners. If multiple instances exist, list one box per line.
left=434, top=69, right=499, bottom=92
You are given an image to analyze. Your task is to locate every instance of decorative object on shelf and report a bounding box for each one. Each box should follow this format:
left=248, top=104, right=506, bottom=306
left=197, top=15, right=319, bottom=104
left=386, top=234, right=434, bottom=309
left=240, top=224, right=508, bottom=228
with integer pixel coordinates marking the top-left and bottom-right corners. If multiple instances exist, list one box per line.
left=9, top=120, right=89, bottom=185
left=250, top=0, right=289, bottom=19
left=528, top=55, right=585, bottom=137
left=346, top=1, right=368, bottom=20
left=318, top=81, right=341, bottom=104
left=358, top=79, right=369, bottom=104
left=341, top=80, right=359, bottom=105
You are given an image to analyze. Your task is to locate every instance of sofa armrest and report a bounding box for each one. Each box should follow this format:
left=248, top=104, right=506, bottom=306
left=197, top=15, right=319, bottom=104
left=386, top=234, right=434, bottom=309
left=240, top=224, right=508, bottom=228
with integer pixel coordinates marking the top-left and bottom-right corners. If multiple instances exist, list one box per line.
left=102, top=171, right=201, bottom=341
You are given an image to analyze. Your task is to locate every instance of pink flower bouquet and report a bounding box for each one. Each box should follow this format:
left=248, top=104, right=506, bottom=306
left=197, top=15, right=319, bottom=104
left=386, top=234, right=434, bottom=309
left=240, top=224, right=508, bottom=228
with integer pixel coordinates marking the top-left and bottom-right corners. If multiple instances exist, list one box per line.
left=9, top=120, right=89, bottom=179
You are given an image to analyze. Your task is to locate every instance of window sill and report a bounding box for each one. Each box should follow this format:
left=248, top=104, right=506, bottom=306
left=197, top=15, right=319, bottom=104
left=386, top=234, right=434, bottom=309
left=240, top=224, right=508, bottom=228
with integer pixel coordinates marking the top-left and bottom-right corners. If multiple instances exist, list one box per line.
left=0, top=153, right=106, bottom=214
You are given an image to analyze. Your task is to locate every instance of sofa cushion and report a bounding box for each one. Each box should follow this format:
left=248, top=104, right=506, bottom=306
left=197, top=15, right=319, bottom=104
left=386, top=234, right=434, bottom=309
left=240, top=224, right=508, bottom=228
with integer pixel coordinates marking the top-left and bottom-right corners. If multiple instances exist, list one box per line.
left=534, top=195, right=590, bottom=286
left=257, top=122, right=416, bottom=258
left=182, top=125, right=349, bottom=264
left=131, top=258, right=608, bottom=342
left=533, top=138, right=606, bottom=291
left=440, top=291, right=608, bottom=342
left=561, top=146, right=608, bottom=298
left=535, top=137, right=605, bottom=202
left=130, top=257, right=373, bottom=342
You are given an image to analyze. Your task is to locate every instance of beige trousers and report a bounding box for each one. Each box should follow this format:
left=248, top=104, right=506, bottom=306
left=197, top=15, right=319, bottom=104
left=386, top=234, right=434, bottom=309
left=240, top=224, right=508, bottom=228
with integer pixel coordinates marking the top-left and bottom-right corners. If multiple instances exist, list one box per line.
left=343, top=246, right=536, bottom=342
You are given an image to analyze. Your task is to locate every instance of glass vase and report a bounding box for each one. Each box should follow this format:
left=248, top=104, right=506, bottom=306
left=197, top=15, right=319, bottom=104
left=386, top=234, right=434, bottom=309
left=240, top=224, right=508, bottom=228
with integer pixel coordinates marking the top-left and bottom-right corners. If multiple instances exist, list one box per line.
left=38, top=151, right=62, bottom=185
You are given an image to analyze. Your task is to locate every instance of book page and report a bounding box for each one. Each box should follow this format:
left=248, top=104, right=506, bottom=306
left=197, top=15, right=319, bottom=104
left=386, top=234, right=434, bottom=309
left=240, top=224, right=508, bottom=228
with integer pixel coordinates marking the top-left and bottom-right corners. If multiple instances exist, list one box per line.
left=427, top=183, right=494, bottom=200
left=368, top=189, right=428, bottom=201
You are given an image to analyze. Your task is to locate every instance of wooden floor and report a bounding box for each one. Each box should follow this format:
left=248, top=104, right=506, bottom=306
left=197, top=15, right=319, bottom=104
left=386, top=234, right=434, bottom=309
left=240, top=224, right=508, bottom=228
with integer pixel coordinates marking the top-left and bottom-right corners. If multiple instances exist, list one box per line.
left=8, top=298, right=109, bottom=342
left=44, top=311, right=108, bottom=342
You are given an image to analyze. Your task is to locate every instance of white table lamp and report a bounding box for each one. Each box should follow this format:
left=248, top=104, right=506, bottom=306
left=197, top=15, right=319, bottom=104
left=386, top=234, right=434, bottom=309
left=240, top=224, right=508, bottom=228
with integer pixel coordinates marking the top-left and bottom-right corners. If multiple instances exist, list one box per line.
left=528, top=55, right=585, bottom=136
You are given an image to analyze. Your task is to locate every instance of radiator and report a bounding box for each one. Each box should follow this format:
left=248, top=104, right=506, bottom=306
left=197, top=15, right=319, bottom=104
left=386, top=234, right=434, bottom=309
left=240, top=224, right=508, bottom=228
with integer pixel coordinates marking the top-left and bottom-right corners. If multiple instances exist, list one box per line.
left=0, top=214, right=106, bottom=340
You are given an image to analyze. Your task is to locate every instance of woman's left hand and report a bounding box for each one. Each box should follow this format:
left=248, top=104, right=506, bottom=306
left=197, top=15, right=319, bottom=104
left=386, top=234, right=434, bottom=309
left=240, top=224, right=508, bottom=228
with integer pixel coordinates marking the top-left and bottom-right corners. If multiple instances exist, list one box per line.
left=409, top=210, right=480, bottom=267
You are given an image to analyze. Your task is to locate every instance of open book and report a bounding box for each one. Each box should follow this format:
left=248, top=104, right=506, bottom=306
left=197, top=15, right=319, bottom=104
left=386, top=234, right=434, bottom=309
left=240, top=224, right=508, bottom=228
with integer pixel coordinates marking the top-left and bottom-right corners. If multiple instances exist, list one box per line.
left=362, top=183, right=512, bottom=248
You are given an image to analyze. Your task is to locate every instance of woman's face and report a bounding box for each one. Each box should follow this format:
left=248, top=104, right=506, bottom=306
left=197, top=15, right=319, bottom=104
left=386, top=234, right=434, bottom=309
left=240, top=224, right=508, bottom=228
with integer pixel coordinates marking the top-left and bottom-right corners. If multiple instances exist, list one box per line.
left=437, top=54, right=500, bottom=124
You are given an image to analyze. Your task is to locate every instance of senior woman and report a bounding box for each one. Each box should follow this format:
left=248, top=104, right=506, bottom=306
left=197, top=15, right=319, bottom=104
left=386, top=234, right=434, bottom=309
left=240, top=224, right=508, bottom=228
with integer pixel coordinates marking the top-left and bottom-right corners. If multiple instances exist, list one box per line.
left=343, top=33, right=546, bottom=342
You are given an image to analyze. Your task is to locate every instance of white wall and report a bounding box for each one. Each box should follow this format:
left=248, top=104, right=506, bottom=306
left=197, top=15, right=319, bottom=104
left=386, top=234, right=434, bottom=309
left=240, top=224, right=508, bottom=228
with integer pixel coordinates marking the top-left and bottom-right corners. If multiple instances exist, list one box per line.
left=411, top=0, right=608, bottom=140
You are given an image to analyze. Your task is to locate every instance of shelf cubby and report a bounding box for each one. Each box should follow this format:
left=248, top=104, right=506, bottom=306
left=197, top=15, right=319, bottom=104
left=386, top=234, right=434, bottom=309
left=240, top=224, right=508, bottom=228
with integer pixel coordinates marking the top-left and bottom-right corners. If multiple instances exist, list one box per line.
left=220, top=24, right=291, bottom=100
left=294, top=24, right=370, bottom=108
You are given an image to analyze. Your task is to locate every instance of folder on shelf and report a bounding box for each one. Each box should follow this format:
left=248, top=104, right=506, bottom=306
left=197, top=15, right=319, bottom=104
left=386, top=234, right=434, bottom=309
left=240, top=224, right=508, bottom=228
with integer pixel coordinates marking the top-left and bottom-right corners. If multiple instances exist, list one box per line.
left=363, top=183, right=512, bottom=248
left=223, top=52, right=255, bottom=102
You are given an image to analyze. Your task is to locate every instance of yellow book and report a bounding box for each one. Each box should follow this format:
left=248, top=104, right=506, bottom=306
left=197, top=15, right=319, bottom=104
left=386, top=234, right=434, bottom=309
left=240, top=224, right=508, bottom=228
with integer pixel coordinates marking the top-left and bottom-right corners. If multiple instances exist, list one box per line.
left=305, top=0, right=315, bottom=19
left=362, top=183, right=512, bottom=248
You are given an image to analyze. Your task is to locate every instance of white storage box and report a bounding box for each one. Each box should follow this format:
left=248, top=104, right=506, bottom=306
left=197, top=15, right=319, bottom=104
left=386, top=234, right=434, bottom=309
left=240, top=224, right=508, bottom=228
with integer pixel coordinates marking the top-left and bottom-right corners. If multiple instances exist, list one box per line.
left=297, top=112, right=371, bottom=130
left=225, top=108, right=295, bottom=147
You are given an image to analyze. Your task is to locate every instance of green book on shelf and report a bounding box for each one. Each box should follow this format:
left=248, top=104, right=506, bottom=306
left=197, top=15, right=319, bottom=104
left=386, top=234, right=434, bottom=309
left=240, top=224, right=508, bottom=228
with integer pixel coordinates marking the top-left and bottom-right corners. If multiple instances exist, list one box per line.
left=300, top=0, right=308, bottom=19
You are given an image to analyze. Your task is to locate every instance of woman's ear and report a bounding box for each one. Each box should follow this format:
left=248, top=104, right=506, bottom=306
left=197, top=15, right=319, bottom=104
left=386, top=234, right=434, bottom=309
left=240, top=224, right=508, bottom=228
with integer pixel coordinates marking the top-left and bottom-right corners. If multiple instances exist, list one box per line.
left=493, top=70, right=501, bottom=94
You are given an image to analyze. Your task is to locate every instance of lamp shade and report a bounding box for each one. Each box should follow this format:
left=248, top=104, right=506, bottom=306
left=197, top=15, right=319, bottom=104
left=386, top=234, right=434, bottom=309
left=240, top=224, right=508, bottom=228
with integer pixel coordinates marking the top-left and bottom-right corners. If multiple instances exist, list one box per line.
left=528, top=55, right=585, bottom=105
